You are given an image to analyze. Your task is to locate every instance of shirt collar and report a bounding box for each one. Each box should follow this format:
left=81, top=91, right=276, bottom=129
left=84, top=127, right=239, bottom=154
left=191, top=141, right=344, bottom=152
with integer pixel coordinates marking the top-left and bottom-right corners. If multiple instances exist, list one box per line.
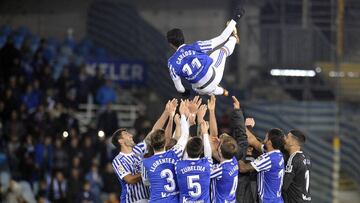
left=220, top=159, right=233, bottom=165
left=267, top=149, right=281, bottom=155
left=185, top=157, right=200, bottom=161
left=154, top=151, right=166, bottom=155
left=177, top=44, right=186, bottom=51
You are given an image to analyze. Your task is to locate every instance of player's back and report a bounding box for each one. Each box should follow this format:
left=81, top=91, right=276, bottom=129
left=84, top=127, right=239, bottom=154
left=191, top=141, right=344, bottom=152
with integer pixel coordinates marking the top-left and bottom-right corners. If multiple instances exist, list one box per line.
left=142, top=148, right=181, bottom=202
left=212, top=157, right=239, bottom=203
left=283, top=151, right=312, bottom=203
left=259, top=150, right=285, bottom=203
left=175, top=157, right=212, bottom=203
left=168, top=42, right=213, bottom=84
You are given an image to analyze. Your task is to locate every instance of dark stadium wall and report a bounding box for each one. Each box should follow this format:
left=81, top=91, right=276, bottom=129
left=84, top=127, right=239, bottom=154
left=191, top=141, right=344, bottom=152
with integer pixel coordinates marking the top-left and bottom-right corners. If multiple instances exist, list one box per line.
left=0, top=0, right=91, bottom=40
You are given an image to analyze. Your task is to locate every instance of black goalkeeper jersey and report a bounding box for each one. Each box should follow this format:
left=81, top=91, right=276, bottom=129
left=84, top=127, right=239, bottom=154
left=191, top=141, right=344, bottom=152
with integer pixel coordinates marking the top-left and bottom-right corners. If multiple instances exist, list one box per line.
left=282, top=151, right=312, bottom=203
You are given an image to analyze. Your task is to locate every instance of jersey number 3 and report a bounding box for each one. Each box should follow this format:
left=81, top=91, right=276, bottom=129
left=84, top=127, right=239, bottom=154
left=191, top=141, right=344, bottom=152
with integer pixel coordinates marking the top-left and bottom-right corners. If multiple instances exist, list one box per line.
left=161, top=169, right=176, bottom=192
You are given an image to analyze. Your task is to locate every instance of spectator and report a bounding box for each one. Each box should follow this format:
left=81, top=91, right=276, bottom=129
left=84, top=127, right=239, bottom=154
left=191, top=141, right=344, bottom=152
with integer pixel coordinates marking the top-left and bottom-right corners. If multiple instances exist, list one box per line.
left=48, top=171, right=67, bottom=203
left=22, top=84, right=41, bottom=113
left=85, top=162, right=103, bottom=203
left=67, top=168, right=83, bottom=202
left=101, top=163, right=120, bottom=195
left=81, top=137, right=96, bottom=172
left=97, top=104, right=118, bottom=137
left=34, top=136, right=53, bottom=175
left=0, top=39, right=21, bottom=82
left=95, top=79, right=117, bottom=105
left=52, top=138, right=68, bottom=172
left=76, top=66, right=91, bottom=103
left=77, top=181, right=96, bottom=203
left=5, top=179, right=25, bottom=203
left=90, top=67, right=104, bottom=97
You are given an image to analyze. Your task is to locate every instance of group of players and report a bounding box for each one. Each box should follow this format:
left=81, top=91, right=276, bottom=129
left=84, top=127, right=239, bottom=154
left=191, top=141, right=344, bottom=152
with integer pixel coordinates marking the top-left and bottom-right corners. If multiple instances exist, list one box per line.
left=111, top=95, right=312, bottom=203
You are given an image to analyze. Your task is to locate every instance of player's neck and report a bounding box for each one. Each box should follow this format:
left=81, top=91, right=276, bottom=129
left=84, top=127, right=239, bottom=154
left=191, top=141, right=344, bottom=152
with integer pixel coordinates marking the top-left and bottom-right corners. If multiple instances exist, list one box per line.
left=121, top=145, right=133, bottom=154
left=154, top=148, right=165, bottom=154
left=288, top=145, right=301, bottom=155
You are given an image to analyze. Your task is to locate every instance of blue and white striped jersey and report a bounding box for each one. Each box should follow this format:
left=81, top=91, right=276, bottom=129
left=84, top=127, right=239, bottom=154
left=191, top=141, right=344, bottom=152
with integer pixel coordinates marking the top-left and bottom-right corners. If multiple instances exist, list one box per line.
left=251, top=150, right=284, bottom=203
left=142, top=145, right=183, bottom=202
left=112, top=142, right=149, bottom=203
left=210, top=157, right=239, bottom=203
left=175, top=157, right=222, bottom=203
left=168, top=41, right=214, bottom=84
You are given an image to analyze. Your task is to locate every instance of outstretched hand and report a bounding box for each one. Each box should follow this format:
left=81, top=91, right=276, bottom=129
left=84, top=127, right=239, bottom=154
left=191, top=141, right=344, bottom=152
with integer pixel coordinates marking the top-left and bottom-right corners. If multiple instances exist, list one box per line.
left=166, top=98, right=178, bottom=117
left=245, top=118, right=255, bottom=128
left=179, top=99, right=190, bottom=117
left=207, top=95, right=216, bottom=111
left=232, top=96, right=241, bottom=109
left=197, top=104, right=207, bottom=123
left=200, top=121, right=209, bottom=135
left=188, top=96, right=202, bottom=114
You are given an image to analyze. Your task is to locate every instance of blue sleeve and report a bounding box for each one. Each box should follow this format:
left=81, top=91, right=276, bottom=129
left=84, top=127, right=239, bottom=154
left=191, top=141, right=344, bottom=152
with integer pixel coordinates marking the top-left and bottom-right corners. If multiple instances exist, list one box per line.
left=133, top=142, right=146, bottom=157
left=250, top=153, right=272, bottom=172
left=193, top=41, right=212, bottom=53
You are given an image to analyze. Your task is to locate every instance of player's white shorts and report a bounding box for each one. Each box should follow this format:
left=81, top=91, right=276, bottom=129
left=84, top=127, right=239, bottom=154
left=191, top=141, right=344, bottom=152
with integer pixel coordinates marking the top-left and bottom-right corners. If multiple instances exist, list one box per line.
left=192, top=48, right=229, bottom=95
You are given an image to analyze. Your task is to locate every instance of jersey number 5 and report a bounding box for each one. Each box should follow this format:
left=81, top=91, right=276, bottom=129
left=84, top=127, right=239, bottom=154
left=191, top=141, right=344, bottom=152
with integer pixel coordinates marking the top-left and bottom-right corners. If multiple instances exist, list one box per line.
left=187, top=175, right=201, bottom=198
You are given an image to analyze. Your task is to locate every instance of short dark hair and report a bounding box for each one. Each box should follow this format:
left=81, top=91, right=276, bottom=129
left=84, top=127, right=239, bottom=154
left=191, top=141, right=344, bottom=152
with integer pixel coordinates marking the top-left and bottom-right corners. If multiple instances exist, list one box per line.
left=289, top=129, right=306, bottom=145
left=150, top=129, right=166, bottom=151
left=267, top=128, right=285, bottom=150
left=167, top=28, right=185, bottom=48
left=111, top=128, right=127, bottom=149
left=165, top=138, right=178, bottom=151
left=220, top=134, right=238, bottom=159
left=186, top=137, right=203, bottom=158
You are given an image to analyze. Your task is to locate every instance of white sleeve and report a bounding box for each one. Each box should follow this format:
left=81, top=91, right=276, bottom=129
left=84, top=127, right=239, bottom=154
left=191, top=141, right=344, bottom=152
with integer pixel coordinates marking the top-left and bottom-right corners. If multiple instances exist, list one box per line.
left=196, top=20, right=236, bottom=53
left=169, top=65, right=185, bottom=93
left=203, top=133, right=212, bottom=158
left=176, top=114, right=190, bottom=152
left=141, top=162, right=150, bottom=186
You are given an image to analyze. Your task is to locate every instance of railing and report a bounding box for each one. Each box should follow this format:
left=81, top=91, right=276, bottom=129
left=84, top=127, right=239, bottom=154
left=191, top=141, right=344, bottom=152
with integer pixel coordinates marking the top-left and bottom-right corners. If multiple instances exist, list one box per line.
left=75, top=102, right=141, bottom=133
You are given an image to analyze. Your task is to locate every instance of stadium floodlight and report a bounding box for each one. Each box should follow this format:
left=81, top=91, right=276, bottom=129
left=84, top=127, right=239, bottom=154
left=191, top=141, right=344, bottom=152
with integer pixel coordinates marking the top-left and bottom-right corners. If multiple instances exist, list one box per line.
left=63, top=131, right=69, bottom=138
left=98, top=130, right=105, bottom=138
left=270, top=69, right=316, bottom=77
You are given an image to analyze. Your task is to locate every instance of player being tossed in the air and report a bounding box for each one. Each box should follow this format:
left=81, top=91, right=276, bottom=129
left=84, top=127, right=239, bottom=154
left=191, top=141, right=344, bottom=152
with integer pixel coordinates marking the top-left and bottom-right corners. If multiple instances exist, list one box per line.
left=166, top=9, right=244, bottom=97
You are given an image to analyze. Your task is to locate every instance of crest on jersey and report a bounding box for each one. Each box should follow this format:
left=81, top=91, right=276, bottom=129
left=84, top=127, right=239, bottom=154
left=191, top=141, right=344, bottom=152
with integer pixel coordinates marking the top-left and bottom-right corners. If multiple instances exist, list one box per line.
left=285, top=164, right=293, bottom=173
left=117, top=164, right=125, bottom=174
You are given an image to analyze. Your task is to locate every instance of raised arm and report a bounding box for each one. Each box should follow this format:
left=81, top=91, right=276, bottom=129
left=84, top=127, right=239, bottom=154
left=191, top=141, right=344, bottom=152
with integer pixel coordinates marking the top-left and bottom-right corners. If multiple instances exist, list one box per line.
left=196, top=104, right=207, bottom=137
left=165, top=99, right=178, bottom=142
left=169, top=65, right=186, bottom=93
left=200, top=121, right=212, bottom=158
left=230, top=96, right=248, bottom=160
left=208, top=95, right=218, bottom=137
left=173, top=114, right=181, bottom=140
left=176, top=100, right=190, bottom=151
left=245, top=120, right=263, bottom=152
left=151, top=100, right=171, bottom=132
